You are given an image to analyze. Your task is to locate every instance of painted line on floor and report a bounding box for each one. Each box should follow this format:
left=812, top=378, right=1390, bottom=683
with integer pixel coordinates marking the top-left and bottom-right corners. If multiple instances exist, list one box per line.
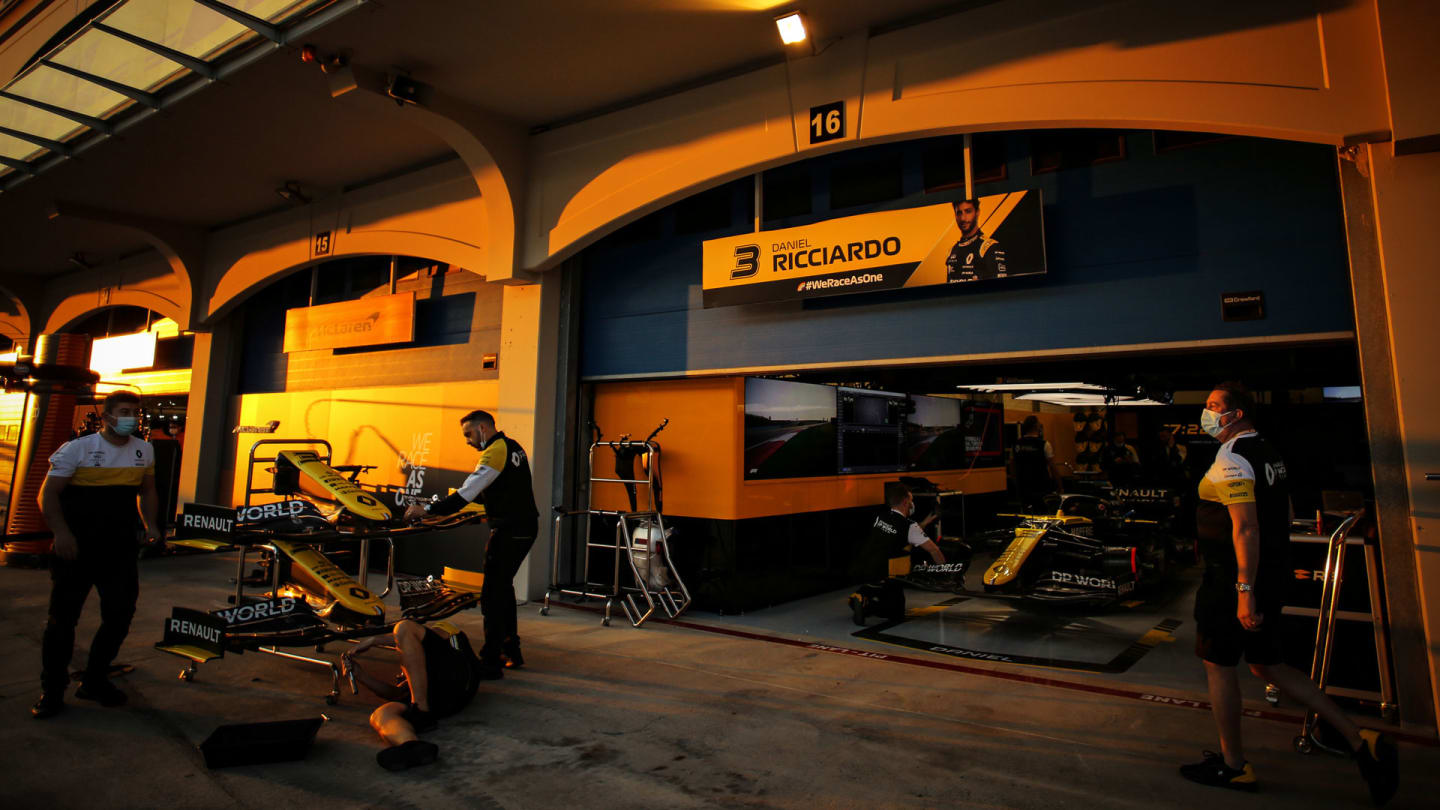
left=545, top=600, right=1437, bottom=747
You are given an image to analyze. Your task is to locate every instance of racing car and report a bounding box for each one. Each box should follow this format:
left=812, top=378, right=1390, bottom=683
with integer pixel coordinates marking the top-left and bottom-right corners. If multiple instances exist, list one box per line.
left=978, top=493, right=1172, bottom=606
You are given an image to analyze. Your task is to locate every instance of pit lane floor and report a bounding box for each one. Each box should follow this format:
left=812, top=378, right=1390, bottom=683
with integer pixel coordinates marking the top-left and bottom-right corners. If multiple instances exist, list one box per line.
left=3, top=552, right=1438, bottom=810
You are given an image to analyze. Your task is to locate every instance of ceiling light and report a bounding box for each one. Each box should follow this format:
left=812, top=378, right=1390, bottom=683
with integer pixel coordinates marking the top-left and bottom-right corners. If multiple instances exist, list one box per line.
left=775, top=11, right=807, bottom=45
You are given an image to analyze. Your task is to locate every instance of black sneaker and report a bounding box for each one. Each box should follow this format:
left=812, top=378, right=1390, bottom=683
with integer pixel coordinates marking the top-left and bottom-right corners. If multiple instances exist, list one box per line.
left=1353, top=728, right=1399, bottom=806
left=377, top=739, right=439, bottom=772
left=502, top=637, right=524, bottom=669
left=74, top=679, right=127, bottom=707
left=849, top=593, right=867, bottom=626
left=31, top=692, right=65, bottom=719
left=477, top=659, right=505, bottom=681
left=1179, top=751, right=1257, bottom=792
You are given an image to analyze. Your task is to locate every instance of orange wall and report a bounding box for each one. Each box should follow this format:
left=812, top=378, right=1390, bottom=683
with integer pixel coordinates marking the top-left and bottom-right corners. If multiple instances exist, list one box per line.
left=594, top=378, right=1004, bottom=520
left=229, top=380, right=499, bottom=509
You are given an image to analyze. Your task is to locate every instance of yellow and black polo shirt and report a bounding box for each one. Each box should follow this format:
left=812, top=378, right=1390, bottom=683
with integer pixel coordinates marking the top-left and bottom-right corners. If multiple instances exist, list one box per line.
left=48, top=432, right=153, bottom=540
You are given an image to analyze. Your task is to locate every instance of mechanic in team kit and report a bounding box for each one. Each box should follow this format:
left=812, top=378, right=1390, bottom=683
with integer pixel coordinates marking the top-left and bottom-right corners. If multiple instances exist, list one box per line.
left=1179, top=382, right=1398, bottom=805
left=406, top=410, right=539, bottom=676
left=343, top=619, right=484, bottom=771
left=945, top=198, right=1006, bottom=283
left=1011, top=415, right=1063, bottom=509
left=32, top=391, right=163, bottom=719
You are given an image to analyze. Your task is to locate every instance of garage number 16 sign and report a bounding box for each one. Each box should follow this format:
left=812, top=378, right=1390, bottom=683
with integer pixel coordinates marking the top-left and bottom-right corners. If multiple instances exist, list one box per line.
left=809, top=101, right=844, bottom=144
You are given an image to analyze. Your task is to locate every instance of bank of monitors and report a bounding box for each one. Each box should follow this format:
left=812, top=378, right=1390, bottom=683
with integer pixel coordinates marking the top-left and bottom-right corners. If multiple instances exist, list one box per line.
left=744, top=378, right=837, bottom=479
left=744, top=378, right=999, bottom=479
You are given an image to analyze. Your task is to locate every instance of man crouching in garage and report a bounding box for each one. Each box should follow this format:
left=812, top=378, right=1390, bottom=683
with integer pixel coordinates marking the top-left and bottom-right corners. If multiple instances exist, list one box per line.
left=342, top=619, right=483, bottom=771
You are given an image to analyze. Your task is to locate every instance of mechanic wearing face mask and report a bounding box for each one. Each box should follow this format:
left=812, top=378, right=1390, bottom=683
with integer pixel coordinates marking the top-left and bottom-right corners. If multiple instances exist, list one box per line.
left=1180, top=382, right=1397, bottom=804
left=32, top=391, right=162, bottom=719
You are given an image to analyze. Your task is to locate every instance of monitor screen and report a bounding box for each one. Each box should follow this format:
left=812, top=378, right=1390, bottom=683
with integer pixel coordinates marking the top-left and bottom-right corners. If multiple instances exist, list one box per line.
left=904, top=395, right=963, bottom=470
left=744, top=378, right=838, bottom=479
left=838, top=427, right=903, bottom=473
left=837, top=387, right=906, bottom=426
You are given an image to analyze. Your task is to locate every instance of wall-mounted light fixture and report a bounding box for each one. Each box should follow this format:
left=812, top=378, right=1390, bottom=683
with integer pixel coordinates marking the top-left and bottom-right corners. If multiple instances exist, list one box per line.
left=775, top=11, right=808, bottom=45
left=276, top=181, right=310, bottom=205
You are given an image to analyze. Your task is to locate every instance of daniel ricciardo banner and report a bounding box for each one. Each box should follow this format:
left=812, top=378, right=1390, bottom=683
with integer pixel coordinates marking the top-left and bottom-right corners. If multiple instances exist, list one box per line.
left=702, top=190, right=1045, bottom=307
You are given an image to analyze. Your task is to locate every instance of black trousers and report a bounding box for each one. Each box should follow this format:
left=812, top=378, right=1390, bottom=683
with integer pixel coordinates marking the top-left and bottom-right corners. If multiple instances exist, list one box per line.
left=41, top=552, right=139, bottom=691
left=479, top=522, right=536, bottom=661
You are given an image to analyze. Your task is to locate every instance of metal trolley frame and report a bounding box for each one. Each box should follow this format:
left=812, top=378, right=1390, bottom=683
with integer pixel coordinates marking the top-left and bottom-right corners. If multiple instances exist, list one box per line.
left=543, top=438, right=690, bottom=627
left=217, top=438, right=397, bottom=702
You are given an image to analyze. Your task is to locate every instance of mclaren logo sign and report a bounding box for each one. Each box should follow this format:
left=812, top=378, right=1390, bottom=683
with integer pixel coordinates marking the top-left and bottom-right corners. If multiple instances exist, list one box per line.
left=283, top=292, right=415, bottom=353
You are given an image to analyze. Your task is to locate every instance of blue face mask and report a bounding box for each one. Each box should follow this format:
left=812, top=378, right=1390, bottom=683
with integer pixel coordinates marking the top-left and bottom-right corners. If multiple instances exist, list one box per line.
left=112, top=416, right=138, bottom=437
left=1200, top=408, right=1233, bottom=438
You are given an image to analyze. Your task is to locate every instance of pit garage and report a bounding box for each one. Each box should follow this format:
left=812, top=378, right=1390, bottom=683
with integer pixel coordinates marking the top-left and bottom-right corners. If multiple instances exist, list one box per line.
left=549, top=129, right=1395, bottom=721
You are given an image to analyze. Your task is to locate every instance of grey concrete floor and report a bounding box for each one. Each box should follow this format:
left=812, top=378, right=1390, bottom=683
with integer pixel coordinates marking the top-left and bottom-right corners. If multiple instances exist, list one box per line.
left=2, top=551, right=1437, bottom=809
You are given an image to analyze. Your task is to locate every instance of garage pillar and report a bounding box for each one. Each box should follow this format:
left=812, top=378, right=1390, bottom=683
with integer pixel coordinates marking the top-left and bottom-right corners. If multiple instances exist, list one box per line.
left=1340, top=145, right=1440, bottom=733
left=496, top=278, right=562, bottom=602
left=176, top=315, right=245, bottom=509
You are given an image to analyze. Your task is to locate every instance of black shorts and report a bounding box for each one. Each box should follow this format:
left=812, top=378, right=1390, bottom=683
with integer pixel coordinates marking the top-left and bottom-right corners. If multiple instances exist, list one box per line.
left=419, top=628, right=479, bottom=718
left=1193, top=584, right=1285, bottom=667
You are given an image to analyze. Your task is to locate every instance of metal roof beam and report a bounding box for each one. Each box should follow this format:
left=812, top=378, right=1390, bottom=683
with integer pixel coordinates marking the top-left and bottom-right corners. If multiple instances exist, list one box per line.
left=40, top=61, right=162, bottom=110
left=93, top=22, right=219, bottom=80
left=190, top=1, right=283, bottom=44
left=0, top=91, right=114, bottom=135
left=0, top=125, right=71, bottom=156
left=0, top=156, right=36, bottom=175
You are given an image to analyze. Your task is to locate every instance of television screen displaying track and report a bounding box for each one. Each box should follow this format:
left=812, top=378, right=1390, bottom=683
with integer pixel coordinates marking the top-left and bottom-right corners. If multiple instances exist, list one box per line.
left=744, top=378, right=838, bottom=479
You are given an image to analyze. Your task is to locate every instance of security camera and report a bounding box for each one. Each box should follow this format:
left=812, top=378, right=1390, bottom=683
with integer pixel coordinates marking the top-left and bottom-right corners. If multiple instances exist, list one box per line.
left=385, top=73, right=426, bottom=106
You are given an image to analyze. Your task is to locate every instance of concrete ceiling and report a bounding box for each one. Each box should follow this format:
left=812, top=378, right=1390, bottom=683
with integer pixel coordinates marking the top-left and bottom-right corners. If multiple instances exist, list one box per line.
left=0, top=0, right=962, bottom=281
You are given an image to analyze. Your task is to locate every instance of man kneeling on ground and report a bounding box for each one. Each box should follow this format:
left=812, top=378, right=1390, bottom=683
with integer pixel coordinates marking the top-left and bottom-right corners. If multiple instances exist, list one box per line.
left=342, top=619, right=483, bottom=771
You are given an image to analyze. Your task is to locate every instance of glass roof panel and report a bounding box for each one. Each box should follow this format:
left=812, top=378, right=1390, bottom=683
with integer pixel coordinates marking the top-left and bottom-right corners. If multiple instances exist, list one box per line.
left=0, top=96, right=84, bottom=142
left=103, top=0, right=254, bottom=60
left=0, top=132, right=43, bottom=161
left=226, top=0, right=321, bottom=23
left=48, top=28, right=185, bottom=95
left=9, top=65, right=132, bottom=120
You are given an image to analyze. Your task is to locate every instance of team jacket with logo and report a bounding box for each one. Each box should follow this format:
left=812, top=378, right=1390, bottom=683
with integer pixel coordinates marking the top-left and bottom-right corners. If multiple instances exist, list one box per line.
left=1195, top=431, right=1290, bottom=592
left=1012, top=435, right=1053, bottom=494
left=855, top=509, right=928, bottom=580
left=432, top=431, right=539, bottom=531
left=47, top=432, right=153, bottom=545
left=945, top=231, right=1006, bottom=283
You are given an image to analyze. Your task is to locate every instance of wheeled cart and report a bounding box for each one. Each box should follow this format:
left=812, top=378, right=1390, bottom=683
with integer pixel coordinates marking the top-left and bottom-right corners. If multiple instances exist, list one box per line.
left=544, top=433, right=690, bottom=627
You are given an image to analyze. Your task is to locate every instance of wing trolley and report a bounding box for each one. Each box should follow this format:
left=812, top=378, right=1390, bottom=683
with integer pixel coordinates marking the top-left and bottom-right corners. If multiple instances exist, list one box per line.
left=544, top=419, right=690, bottom=627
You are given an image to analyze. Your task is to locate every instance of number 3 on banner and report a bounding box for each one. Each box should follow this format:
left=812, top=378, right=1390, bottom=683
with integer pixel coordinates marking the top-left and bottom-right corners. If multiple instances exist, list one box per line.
left=731, top=245, right=759, bottom=279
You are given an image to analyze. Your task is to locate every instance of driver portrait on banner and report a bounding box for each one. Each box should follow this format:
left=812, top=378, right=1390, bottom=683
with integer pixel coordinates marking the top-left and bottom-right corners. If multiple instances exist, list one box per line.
left=945, top=198, right=1007, bottom=283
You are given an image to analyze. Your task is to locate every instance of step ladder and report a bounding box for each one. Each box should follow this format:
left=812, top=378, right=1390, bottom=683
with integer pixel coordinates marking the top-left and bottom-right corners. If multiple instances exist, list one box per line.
left=1277, top=510, right=1398, bottom=753
left=543, top=437, right=690, bottom=627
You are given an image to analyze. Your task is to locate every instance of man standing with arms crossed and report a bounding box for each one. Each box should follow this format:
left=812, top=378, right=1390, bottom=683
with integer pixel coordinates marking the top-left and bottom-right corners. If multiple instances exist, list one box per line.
left=406, top=410, right=538, bottom=677
left=1180, top=382, right=1397, bottom=805
left=32, top=391, right=162, bottom=718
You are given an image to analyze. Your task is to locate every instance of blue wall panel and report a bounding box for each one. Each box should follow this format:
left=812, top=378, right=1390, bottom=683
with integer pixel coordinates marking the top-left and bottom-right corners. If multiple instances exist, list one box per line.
left=580, top=134, right=1352, bottom=378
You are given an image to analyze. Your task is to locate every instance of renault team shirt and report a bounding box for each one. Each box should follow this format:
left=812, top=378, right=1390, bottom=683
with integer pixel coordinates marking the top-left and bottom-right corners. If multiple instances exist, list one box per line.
left=1194, top=430, right=1290, bottom=594
left=48, top=431, right=153, bottom=544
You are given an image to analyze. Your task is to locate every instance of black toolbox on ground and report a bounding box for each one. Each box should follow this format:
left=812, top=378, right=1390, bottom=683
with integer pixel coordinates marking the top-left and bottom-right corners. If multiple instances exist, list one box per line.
left=199, top=717, right=324, bottom=769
